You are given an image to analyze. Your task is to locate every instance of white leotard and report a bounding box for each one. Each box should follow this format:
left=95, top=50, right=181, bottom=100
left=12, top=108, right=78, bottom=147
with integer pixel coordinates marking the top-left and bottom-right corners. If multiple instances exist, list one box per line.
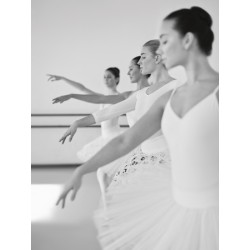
left=93, top=80, right=181, bottom=154
left=134, top=80, right=180, bottom=154
left=162, top=85, right=219, bottom=208
left=99, top=103, right=121, bottom=138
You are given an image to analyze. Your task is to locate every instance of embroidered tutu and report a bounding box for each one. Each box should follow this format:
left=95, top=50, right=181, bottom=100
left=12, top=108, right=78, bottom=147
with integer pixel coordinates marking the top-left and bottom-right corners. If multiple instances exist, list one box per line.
left=110, top=148, right=170, bottom=187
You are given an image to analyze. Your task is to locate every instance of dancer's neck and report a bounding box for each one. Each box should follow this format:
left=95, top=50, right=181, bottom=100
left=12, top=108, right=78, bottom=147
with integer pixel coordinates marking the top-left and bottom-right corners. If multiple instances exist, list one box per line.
left=106, top=87, right=119, bottom=95
left=136, top=77, right=150, bottom=90
left=149, top=64, right=174, bottom=86
left=184, top=53, right=218, bottom=86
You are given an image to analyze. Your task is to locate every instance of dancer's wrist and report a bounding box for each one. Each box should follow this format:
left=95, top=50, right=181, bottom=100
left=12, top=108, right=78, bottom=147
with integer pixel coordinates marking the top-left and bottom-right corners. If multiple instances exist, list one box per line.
left=74, top=120, right=80, bottom=128
left=77, top=164, right=88, bottom=176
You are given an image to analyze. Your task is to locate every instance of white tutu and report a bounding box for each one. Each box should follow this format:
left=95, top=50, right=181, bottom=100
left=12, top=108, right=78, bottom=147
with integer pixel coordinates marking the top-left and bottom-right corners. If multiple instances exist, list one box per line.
left=77, top=132, right=122, bottom=163
left=94, top=165, right=218, bottom=250
left=110, top=148, right=170, bottom=187
left=77, top=129, right=125, bottom=204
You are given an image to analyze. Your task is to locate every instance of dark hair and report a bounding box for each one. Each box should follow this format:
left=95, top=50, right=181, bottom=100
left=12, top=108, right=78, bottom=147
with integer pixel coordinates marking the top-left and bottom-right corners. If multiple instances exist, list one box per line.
left=164, top=6, right=214, bottom=56
left=131, top=56, right=151, bottom=79
left=106, top=67, right=120, bottom=85
left=143, top=40, right=160, bottom=56
left=131, top=56, right=141, bottom=66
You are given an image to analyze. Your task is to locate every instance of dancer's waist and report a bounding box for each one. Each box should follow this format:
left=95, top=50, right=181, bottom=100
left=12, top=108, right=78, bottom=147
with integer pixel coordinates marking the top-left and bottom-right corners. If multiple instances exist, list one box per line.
left=173, top=182, right=219, bottom=209
left=141, top=134, right=168, bottom=154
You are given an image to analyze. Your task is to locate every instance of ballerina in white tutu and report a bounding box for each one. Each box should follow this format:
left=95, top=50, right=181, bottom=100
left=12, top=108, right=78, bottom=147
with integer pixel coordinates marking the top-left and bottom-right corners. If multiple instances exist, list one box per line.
left=56, top=6, right=218, bottom=250
left=49, top=67, right=123, bottom=160
left=50, top=59, right=150, bottom=204
left=59, top=40, right=181, bottom=204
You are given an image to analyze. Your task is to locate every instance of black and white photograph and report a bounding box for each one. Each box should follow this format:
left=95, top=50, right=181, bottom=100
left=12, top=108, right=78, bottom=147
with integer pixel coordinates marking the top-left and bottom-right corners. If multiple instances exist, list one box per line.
left=30, top=0, right=221, bottom=249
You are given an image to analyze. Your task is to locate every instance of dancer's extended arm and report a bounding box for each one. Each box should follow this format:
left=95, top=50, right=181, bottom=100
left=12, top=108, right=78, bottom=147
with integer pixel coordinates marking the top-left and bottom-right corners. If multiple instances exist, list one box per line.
left=59, top=93, right=137, bottom=143
left=56, top=91, right=172, bottom=208
left=52, top=91, right=132, bottom=105
left=47, top=74, right=102, bottom=95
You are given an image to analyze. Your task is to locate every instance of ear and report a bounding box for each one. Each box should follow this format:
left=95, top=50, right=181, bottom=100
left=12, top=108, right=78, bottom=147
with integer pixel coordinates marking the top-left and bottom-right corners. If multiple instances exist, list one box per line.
left=182, top=32, right=195, bottom=50
left=155, top=54, right=162, bottom=64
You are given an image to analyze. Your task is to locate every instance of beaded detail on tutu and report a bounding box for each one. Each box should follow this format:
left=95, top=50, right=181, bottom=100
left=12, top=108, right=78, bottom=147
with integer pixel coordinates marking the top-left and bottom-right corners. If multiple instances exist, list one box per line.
left=110, top=148, right=171, bottom=187
left=96, top=147, right=169, bottom=208
left=94, top=166, right=218, bottom=250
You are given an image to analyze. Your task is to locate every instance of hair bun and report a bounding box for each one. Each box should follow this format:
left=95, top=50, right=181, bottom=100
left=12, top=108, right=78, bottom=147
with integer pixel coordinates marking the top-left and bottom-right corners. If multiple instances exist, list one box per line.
left=190, top=6, right=212, bottom=28
left=107, top=67, right=120, bottom=78
left=113, top=67, right=120, bottom=76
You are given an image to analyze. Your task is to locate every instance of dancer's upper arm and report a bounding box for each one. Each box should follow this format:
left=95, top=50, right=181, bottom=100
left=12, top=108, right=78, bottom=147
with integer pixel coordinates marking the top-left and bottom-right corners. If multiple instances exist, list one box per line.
left=93, top=94, right=137, bottom=123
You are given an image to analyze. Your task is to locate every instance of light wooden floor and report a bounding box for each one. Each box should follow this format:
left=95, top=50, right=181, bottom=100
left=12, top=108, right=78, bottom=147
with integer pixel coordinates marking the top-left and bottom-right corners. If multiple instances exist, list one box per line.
left=31, top=168, right=102, bottom=250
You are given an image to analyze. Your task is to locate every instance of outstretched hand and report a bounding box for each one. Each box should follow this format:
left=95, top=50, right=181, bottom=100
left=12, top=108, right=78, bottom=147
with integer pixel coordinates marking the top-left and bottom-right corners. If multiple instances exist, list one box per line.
left=56, top=167, right=82, bottom=209
left=47, top=74, right=64, bottom=82
left=52, top=94, right=72, bottom=104
left=59, top=122, right=78, bottom=144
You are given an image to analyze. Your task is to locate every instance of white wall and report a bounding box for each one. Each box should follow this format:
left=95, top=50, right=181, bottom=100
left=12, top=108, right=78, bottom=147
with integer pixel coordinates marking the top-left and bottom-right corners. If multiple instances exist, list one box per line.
left=32, top=0, right=218, bottom=114
left=32, top=0, right=218, bottom=164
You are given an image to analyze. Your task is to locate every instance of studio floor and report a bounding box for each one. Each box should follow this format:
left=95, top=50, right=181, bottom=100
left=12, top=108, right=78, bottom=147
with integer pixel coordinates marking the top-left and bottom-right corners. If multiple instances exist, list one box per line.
left=31, top=168, right=102, bottom=250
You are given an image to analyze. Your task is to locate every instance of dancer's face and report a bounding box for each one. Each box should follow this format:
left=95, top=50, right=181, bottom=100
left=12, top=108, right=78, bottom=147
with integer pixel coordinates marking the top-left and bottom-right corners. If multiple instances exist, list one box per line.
left=127, top=61, right=142, bottom=83
left=104, top=70, right=118, bottom=89
left=158, top=19, right=187, bottom=69
left=138, top=46, right=157, bottom=75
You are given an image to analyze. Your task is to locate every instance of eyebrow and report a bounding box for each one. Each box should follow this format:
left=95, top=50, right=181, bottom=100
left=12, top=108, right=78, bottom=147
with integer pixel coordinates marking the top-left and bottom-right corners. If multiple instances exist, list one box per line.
left=140, top=53, right=145, bottom=56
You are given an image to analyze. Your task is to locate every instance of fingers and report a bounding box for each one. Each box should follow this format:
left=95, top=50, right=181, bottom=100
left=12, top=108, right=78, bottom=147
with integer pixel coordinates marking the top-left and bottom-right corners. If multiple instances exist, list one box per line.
left=56, top=196, right=63, bottom=207
left=52, top=98, right=59, bottom=104
left=71, top=189, right=78, bottom=201
left=56, top=194, right=66, bottom=209
left=59, top=131, right=70, bottom=144
left=56, top=186, right=73, bottom=208
left=47, top=75, right=59, bottom=82
left=62, top=197, right=66, bottom=209
left=59, top=133, right=67, bottom=144
left=47, top=74, right=55, bottom=81
left=52, top=98, right=65, bottom=104
left=59, top=135, right=67, bottom=144
left=61, top=137, right=67, bottom=144
left=69, top=132, right=75, bottom=142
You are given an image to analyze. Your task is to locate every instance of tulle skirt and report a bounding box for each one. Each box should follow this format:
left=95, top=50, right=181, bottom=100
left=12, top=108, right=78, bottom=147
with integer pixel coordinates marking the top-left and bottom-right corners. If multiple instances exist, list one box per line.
left=94, top=162, right=218, bottom=250
left=96, top=146, right=143, bottom=195
left=77, top=129, right=125, bottom=202
left=77, top=131, right=122, bottom=162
